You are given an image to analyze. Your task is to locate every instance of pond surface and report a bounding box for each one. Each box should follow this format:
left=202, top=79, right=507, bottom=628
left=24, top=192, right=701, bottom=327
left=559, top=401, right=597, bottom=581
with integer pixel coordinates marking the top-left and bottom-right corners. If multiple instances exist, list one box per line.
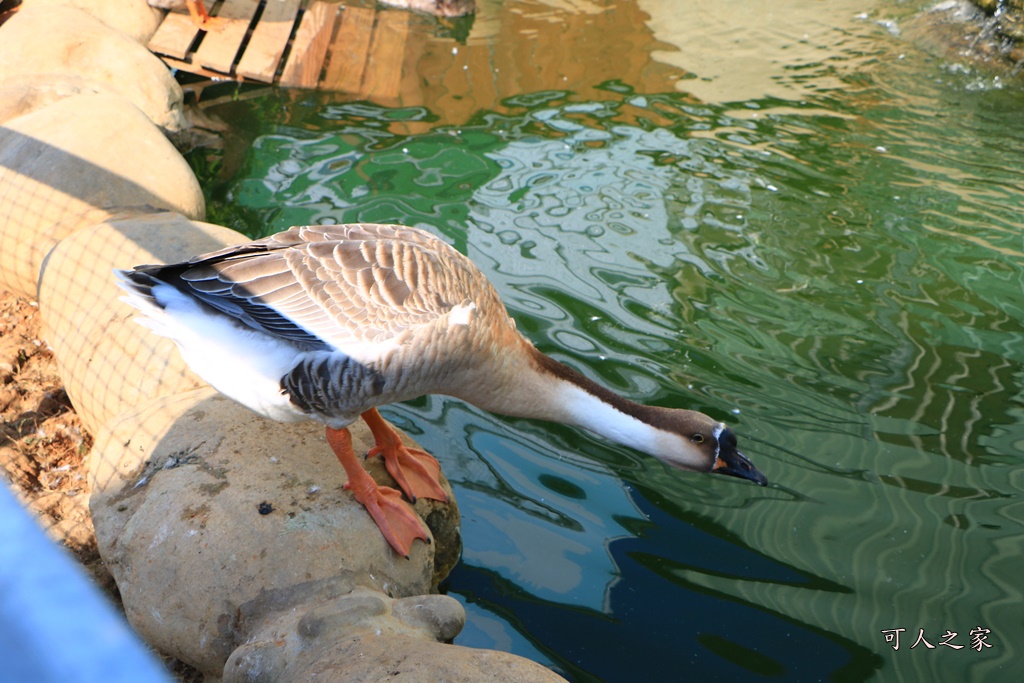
left=189, top=0, right=1022, bottom=680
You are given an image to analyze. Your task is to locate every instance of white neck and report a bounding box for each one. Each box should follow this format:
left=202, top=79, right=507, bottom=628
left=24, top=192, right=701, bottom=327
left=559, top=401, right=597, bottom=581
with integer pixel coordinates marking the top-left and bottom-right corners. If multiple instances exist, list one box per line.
left=460, top=346, right=681, bottom=460
left=551, top=380, right=671, bottom=455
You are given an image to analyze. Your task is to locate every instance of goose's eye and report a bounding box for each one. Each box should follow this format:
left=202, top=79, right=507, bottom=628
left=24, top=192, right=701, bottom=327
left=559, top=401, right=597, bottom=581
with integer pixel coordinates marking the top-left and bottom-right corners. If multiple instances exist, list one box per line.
left=691, top=434, right=705, bottom=444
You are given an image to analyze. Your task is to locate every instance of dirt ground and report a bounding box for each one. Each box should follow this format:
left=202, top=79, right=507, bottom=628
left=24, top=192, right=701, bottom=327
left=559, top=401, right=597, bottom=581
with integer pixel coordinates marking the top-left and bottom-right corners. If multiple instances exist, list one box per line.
left=0, top=291, right=105, bottom=577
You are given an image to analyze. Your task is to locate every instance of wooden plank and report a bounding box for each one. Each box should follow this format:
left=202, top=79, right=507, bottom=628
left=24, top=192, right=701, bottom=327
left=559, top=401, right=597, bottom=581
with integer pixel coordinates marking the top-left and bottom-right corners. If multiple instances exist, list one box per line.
left=193, top=0, right=262, bottom=74
left=361, top=10, right=410, bottom=101
left=321, top=7, right=375, bottom=93
left=279, top=1, right=337, bottom=88
left=235, top=0, right=303, bottom=82
left=158, top=55, right=236, bottom=80
left=148, top=12, right=203, bottom=60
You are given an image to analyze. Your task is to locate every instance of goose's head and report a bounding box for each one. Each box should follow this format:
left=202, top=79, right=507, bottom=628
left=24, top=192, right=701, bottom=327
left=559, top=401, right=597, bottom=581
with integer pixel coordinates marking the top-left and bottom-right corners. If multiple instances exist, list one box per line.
left=643, top=407, right=768, bottom=486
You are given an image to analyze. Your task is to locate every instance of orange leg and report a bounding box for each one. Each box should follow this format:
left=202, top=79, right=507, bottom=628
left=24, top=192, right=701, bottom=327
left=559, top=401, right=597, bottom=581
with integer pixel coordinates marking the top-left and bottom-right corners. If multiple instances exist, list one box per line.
left=185, top=0, right=221, bottom=28
left=361, top=408, right=448, bottom=504
left=326, top=426, right=429, bottom=558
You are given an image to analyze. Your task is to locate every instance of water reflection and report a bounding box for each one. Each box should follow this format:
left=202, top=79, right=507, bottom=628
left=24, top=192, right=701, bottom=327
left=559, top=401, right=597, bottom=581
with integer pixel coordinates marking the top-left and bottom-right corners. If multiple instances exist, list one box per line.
left=638, top=0, right=894, bottom=103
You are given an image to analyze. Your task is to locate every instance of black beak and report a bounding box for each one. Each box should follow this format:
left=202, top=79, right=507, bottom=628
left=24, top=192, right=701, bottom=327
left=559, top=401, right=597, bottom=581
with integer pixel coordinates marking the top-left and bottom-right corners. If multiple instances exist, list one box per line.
left=712, top=428, right=768, bottom=486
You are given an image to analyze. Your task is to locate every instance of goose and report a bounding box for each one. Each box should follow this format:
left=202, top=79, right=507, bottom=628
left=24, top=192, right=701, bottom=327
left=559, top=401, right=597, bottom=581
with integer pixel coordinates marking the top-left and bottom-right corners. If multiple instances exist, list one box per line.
left=117, top=223, right=766, bottom=557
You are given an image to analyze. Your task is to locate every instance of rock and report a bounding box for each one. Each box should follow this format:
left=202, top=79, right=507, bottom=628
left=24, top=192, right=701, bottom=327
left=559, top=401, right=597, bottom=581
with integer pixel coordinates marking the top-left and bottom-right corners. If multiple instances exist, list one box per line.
left=88, top=388, right=461, bottom=677
left=22, top=0, right=163, bottom=43
left=88, top=385, right=558, bottom=682
left=37, top=215, right=236, bottom=431
left=225, top=592, right=567, bottom=683
left=224, top=588, right=465, bottom=682
left=0, top=75, right=115, bottom=127
left=0, top=4, right=186, bottom=134
left=0, top=97, right=204, bottom=298
left=280, top=633, right=569, bottom=683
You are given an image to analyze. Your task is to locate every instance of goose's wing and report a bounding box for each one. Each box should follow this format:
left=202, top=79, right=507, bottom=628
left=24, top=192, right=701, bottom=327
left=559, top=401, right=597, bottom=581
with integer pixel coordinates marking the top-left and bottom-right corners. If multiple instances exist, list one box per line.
left=170, top=224, right=491, bottom=353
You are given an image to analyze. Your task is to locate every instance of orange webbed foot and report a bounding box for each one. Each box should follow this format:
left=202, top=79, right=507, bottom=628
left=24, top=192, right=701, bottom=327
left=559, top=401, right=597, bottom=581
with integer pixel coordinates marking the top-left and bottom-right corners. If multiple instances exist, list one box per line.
left=343, top=478, right=430, bottom=559
left=368, top=442, right=447, bottom=503
left=327, top=426, right=430, bottom=558
left=361, top=409, right=449, bottom=503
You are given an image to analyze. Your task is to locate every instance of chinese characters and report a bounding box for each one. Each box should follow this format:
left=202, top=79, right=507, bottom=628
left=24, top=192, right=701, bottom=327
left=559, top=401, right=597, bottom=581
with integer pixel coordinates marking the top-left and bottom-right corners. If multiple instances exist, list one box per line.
left=881, top=627, right=993, bottom=652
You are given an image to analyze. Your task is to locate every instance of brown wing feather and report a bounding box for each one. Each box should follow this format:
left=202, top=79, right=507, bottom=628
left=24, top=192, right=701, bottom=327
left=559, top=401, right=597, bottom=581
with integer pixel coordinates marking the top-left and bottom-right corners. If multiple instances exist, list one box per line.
left=181, top=224, right=500, bottom=353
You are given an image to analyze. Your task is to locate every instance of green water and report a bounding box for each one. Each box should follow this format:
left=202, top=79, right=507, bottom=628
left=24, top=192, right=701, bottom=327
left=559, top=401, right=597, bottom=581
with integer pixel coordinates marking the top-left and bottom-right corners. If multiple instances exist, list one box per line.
left=188, top=1, right=1023, bottom=680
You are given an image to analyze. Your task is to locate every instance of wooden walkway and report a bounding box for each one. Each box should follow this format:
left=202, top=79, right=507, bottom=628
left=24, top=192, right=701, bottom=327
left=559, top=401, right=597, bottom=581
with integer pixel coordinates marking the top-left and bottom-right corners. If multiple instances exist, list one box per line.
left=148, top=0, right=411, bottom=92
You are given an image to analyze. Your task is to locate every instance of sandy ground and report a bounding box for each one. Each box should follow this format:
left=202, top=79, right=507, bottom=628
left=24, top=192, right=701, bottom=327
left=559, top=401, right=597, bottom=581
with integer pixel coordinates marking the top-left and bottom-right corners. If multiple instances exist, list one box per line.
left=0, top=291, right=103, bottom=574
